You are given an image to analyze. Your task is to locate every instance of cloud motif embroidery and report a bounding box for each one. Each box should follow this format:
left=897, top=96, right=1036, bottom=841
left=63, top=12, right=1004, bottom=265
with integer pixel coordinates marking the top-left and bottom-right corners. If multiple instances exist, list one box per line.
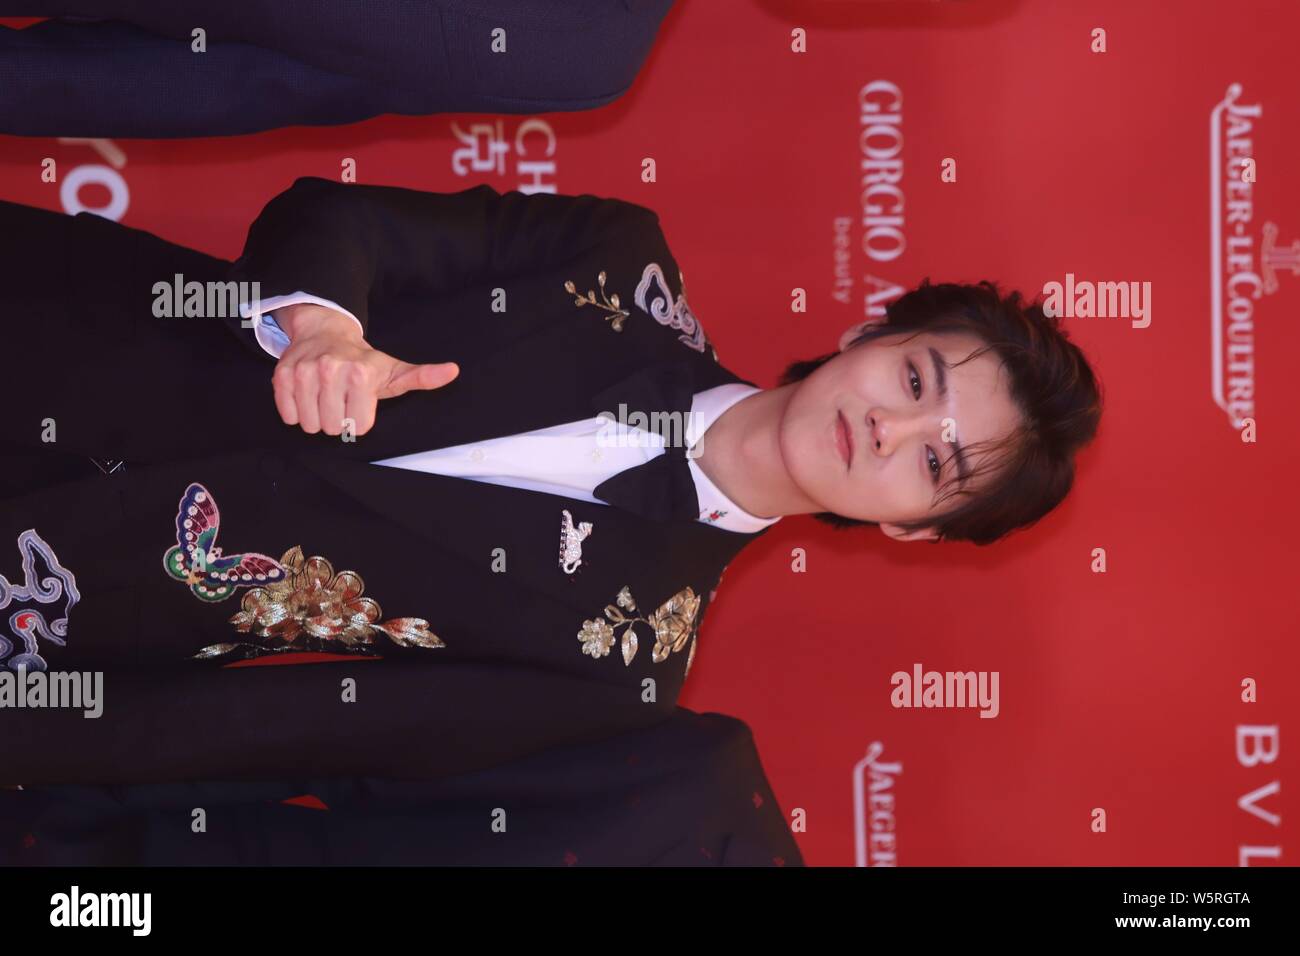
left=634, top=262, right=707, bottom=353
left=564, top=263, right=710, bottom=355
left=0, top=530, right=80, bottom=672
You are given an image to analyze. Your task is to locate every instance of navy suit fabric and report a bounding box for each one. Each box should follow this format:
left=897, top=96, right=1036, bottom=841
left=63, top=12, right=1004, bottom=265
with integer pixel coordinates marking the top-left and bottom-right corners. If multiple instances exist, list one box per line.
left=0, top=1, right=676, bottom=136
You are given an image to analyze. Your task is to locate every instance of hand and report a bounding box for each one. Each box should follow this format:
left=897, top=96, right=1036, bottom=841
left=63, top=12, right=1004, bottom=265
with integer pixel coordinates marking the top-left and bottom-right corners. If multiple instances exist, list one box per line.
left=270, top=304, right=459, bottom=437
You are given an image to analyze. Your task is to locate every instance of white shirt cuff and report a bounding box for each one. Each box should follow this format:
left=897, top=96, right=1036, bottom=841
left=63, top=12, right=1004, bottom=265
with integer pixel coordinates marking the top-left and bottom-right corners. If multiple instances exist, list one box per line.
left=238, top=292, right=364, bottom=359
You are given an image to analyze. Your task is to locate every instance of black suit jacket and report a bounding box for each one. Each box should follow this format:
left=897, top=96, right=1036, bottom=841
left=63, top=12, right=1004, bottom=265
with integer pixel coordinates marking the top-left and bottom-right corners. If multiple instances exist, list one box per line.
left=0, top=180, right=777, bottom=799
left=0, top=0, right=676, bottom=137
left=2, top=711, right=804, bottom=866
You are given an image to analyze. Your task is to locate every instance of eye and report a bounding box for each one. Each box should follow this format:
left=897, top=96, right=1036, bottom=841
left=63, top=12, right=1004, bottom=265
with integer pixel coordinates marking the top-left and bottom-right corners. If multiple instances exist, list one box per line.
left=926, top=447, right=941, bottom=485
left=907, top=361, right=922, bottom=400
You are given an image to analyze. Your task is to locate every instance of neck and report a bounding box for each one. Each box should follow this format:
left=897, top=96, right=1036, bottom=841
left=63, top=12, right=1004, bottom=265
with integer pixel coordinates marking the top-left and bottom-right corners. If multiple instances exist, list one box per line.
left=692, top=385, right=820, bottom=519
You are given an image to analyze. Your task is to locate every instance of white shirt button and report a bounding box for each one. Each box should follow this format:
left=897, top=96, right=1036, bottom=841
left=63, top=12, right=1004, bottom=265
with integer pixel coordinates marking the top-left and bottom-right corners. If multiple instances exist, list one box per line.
left=469, top=448, right=485, bottom=462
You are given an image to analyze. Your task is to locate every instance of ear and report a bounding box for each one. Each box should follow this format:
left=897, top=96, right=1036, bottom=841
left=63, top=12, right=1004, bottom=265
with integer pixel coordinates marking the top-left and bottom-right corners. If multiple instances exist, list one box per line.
left=879, top=522, right=939, bottom=543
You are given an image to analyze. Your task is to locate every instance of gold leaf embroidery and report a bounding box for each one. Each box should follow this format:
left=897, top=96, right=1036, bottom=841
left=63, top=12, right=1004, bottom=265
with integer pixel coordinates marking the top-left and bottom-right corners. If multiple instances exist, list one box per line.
left=200, top=546, right=444, bottom=661
left=564, top=270, right=632, bottom=332
left=193, top=642, right=244, bottom=660
left=578, top=585, right=701, bottom=667
left=648, top=587, right=700, bottom=662
left=375, top=618, right=444, bottom=649
left=616, top=586, right=636, bottom=611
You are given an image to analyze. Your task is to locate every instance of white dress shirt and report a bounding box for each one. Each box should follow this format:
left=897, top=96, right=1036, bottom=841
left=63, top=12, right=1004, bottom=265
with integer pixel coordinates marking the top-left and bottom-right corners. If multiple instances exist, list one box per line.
left=241, top=295, right=782, bottom=534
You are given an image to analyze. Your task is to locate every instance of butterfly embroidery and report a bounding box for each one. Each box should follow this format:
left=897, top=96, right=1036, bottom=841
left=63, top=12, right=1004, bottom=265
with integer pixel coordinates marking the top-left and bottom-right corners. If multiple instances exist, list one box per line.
left=162, top=482, right=286, bottom=602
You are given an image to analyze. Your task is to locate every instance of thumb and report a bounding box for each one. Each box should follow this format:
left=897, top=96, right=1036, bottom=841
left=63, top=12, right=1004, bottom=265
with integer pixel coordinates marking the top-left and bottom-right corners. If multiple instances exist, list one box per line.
left=380, top=360, right=460, bottom=398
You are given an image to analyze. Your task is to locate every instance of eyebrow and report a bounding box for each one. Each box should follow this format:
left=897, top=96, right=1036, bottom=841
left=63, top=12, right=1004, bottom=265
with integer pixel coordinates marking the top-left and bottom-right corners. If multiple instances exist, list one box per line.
left=928, top=346, right=971, bottom=485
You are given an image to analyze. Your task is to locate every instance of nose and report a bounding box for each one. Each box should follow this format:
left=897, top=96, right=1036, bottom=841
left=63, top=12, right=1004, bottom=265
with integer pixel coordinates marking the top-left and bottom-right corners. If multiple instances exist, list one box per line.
left=865, top=408, right=926, bottom=456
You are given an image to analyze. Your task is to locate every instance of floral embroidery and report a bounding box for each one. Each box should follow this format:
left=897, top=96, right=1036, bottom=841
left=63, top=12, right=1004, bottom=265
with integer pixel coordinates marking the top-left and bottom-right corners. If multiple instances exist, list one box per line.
left=0, top=530, right=79, bottom=672
left=191, top=545, right=444, bottom=661
left=163, top=482, right=286, bottom=603
left=565, top=270, right=630, bottom=331
left=700, top=508, right=728, bottom=524
left=577, top=584, right=701, bottom=666
left=577, top=618, right=616, bottom=659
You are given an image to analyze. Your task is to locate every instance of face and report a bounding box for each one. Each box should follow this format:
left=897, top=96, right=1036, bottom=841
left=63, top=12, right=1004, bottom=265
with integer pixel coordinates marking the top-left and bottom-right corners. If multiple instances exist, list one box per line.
left=777, top=329, right=1022, bottom=540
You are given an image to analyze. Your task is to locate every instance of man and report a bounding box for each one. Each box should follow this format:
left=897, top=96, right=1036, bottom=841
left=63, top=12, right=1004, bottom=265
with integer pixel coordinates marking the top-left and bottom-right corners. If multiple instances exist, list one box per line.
left=0, top=0, right=677, bottom=137
left=0, top=178, right=1100, bottom=792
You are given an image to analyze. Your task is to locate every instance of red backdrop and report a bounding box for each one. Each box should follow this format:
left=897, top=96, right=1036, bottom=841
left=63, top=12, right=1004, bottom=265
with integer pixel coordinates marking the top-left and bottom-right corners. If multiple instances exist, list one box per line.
left=2, top=0, right=1295, bottom=866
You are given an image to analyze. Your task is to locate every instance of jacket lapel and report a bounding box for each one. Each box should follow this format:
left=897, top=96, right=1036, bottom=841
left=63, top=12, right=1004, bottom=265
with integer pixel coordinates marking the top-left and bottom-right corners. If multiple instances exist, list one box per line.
left=337, top=292, right=754, bottom=461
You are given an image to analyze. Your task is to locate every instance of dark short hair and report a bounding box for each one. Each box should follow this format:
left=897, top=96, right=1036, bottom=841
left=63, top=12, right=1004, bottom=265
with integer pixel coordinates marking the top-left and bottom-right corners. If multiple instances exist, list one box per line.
left=780, top=278, right=1103, bottom=546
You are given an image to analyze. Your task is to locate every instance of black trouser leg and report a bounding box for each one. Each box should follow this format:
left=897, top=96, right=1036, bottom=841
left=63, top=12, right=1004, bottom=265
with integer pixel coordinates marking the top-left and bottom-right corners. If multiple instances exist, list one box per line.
left=0, top=16, right=399, bottom=137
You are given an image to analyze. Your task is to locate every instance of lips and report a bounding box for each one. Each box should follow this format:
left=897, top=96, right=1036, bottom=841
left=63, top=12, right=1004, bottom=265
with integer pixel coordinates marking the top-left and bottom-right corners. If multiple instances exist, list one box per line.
left=835, top=411, right=854, bottom=466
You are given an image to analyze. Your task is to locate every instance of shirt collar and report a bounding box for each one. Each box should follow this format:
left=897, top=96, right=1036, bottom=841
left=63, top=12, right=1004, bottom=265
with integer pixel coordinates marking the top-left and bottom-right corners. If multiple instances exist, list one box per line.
left=686, top=384, right=783, bottom=533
